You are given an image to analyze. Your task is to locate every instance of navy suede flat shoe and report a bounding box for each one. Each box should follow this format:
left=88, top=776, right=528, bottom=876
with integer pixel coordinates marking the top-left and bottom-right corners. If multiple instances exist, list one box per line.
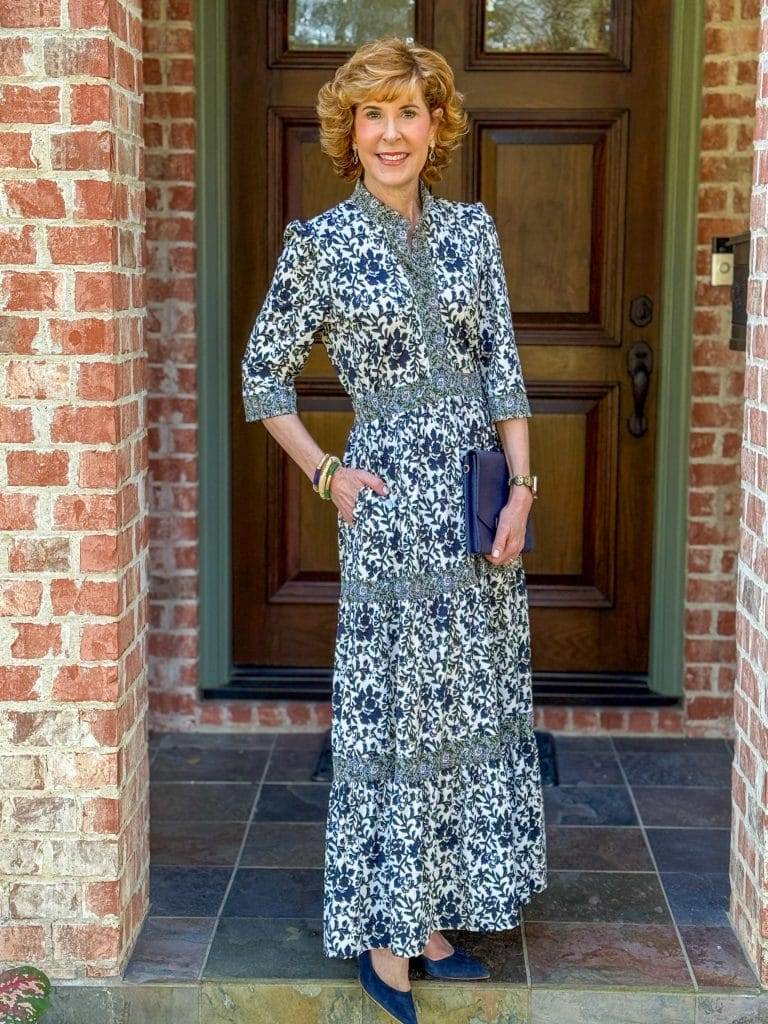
left=358, top=949, right=419, bottom=1024
left=417, top=945, right=491, bottom=980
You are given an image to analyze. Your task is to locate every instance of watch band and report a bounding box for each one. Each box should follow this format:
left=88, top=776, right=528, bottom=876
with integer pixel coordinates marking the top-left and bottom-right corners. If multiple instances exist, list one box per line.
left=508, top=473, right=538, bottom=499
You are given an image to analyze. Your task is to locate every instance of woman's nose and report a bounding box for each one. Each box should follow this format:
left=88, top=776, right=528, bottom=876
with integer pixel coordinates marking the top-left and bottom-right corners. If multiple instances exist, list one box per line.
left=382, top=120, right=401, bottom=140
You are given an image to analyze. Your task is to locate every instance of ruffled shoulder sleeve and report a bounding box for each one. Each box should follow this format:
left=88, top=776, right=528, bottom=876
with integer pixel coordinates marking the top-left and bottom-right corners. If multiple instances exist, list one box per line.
left=241, top=218, right=330, bottom=422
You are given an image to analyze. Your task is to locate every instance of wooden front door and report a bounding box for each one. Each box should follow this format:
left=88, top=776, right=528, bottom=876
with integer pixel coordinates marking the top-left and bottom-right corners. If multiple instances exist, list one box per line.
left=229, top=0, right=672, bottom=700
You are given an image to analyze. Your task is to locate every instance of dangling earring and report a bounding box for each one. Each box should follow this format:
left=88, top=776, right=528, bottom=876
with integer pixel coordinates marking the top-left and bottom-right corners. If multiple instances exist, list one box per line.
left=352, top=143, right=359, bottom=163
left=428, top=141, right=436, bottom=163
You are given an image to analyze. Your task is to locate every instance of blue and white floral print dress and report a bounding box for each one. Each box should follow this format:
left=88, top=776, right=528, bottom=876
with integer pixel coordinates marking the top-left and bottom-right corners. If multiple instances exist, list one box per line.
left=242, top=175, right=547, bottom=960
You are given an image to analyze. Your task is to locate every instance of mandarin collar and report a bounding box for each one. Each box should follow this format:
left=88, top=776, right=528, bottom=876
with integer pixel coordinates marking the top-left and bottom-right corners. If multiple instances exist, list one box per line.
left=350, top=174, right=434, bottom=240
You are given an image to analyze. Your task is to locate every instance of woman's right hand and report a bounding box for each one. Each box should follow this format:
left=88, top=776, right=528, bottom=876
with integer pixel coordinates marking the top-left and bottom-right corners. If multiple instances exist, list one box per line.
left=330, top=466, right=389, bottom=526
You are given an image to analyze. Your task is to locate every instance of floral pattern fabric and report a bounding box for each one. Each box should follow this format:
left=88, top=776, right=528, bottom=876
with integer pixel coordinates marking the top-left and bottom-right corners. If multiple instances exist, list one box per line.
left=241, top=175, right=548, bottom=959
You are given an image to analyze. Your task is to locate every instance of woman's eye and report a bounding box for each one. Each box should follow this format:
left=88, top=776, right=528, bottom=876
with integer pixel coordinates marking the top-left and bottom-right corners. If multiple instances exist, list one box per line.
left=364, top=109, right=418, bottom=119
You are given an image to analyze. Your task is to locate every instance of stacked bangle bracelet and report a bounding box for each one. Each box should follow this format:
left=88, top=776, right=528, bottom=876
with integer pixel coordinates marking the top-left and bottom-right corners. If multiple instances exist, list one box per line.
left=312, top=453, right=341, bottom=500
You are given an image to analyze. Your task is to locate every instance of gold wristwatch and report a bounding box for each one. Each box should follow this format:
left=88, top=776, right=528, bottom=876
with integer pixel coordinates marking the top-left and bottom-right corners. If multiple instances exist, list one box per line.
left=508, top=473, right=538, bottom=499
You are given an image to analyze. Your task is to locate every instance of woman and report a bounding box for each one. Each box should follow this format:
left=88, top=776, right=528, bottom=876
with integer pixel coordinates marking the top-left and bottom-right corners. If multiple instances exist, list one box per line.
left=242, top=35, right=547, bottom=1024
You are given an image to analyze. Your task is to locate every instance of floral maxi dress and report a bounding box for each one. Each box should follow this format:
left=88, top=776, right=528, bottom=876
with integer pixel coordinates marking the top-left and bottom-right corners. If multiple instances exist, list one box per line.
left=241, top=175, right=548, bottom=959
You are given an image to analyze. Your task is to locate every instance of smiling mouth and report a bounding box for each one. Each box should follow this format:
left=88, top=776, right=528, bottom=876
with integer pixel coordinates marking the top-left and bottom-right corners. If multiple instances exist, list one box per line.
left=377, top=153, right=409, bottom=164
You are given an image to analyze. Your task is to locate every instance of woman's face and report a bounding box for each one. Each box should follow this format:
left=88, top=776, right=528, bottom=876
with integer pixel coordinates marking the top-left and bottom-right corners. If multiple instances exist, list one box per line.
left=352, top=83, right=442, bottom=193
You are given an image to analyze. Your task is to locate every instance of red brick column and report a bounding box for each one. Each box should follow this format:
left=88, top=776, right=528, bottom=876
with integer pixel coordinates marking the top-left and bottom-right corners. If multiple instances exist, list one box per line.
left=0, top=0, right=149, bottom=978
left=730, top=2, right=768, bottom=986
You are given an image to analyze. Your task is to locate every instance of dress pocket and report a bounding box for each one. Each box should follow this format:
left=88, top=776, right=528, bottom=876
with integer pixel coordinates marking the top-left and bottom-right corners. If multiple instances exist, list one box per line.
left=345, top=487, right=403, bottom=582
left=352, top=483, right=372, bottom=525
left=336, top=482, right=376, bottom=536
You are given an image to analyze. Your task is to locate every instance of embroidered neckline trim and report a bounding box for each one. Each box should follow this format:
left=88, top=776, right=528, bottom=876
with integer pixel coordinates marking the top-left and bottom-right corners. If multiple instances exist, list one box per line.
left=350, top=175, right=434, bottom=240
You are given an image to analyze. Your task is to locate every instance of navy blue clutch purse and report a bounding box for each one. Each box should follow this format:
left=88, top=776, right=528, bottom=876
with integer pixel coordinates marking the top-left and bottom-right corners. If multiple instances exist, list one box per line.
left=462, top=449, right=535, bottom=555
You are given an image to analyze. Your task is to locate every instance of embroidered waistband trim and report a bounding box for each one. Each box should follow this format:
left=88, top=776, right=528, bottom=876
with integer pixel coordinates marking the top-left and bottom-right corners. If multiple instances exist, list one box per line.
left=332, top=715, right=536, bottom=785
left=339, top=557, right=521, bottom=604
left=351, top=366, right=485, bottom=424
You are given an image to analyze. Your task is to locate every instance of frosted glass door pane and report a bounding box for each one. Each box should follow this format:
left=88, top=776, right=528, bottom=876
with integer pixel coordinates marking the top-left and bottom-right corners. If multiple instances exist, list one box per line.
left=484, top=0, right=615, bottom=53
left=288, top=0, right=415, bottom=50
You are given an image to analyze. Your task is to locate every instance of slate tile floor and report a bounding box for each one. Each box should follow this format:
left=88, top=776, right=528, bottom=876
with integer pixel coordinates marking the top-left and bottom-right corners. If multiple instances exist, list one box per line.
left=125, top=730, right=764, bottom=999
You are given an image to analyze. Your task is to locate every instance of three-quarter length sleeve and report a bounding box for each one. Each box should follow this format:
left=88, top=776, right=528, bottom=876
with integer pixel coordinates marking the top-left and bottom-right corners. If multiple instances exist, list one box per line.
left=241, top=218, right=329, bottom=422
left=475, top=203, right=532, bottom=422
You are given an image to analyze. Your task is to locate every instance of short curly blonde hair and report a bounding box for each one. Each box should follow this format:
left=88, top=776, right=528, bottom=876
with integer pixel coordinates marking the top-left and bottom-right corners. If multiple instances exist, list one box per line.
left=316, top=36, right=469, bottom=185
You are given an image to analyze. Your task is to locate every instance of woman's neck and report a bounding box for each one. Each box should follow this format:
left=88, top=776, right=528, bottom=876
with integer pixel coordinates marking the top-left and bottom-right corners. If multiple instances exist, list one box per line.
left=363, top=175, right=422, bottom=227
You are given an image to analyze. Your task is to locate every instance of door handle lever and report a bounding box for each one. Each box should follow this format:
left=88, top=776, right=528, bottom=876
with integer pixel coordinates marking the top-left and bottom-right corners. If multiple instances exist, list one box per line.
left=627, top=341, right=653, bottom=438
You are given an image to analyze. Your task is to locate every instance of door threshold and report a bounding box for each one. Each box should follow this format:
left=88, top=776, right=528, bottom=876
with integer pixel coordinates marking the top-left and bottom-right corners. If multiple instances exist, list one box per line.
left=202, top=668, right=679, bottom=705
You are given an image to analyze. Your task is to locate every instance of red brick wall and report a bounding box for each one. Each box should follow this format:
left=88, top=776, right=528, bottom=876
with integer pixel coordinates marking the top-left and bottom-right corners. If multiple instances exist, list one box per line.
left=683, top=1, right=760, bottom=736
left=0, top=0, right=149, bottom=977
left=730, top=0, right=768, bottom=985
left=141, top=0, right=201, bottom=727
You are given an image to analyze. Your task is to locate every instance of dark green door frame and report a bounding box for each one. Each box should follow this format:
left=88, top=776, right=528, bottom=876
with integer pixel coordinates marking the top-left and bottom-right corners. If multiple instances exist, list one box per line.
left=647, top=0, right=705, bottom=695
left=195, top=0, right=704, bottom=697
left=196, top=0, right=232, bottom=691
